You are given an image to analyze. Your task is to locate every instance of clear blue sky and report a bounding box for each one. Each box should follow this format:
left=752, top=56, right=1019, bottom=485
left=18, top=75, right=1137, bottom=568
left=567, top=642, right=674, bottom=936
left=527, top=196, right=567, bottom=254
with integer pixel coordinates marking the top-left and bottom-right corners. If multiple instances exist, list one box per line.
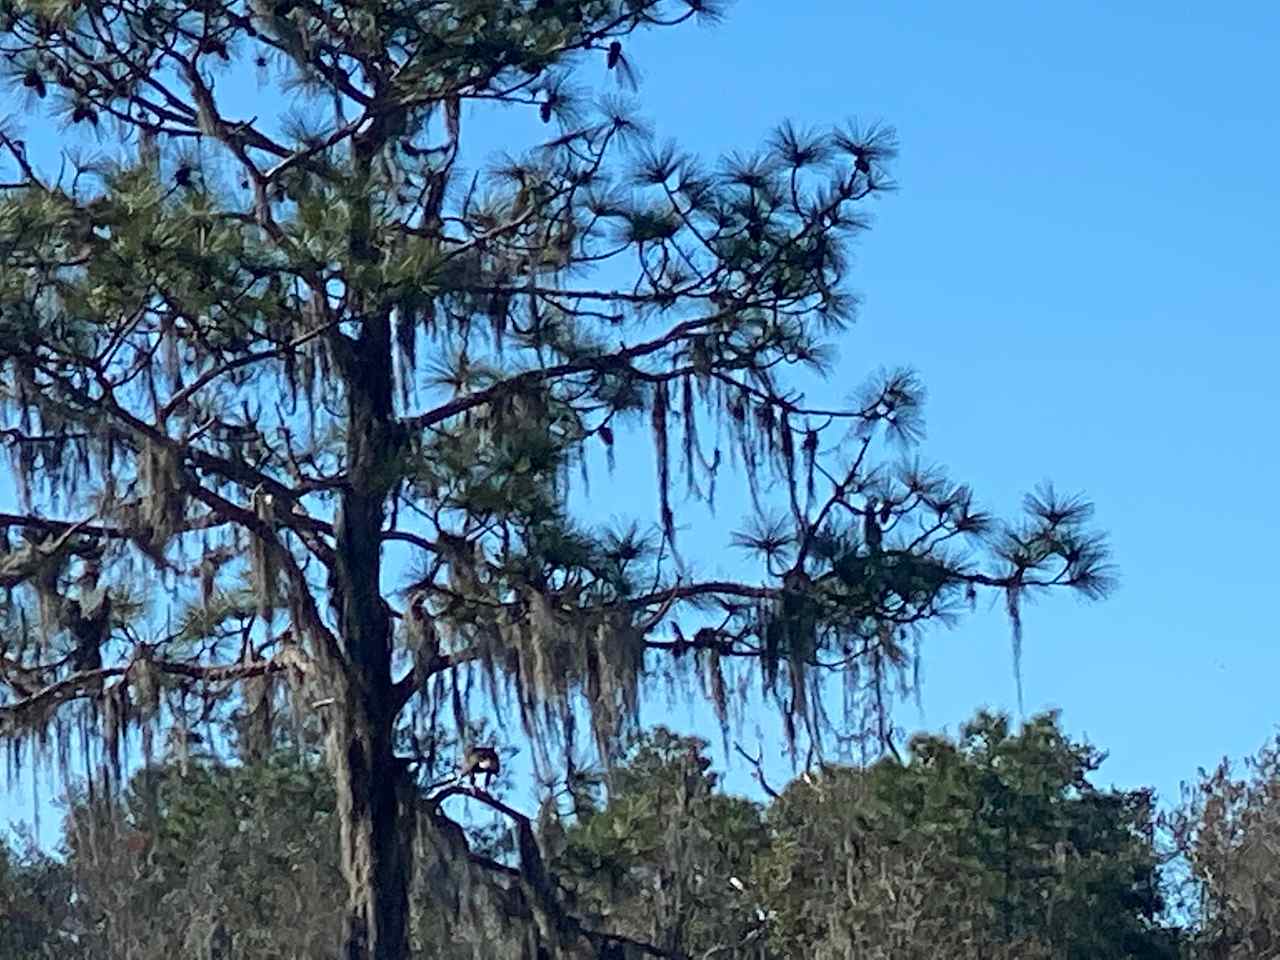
left=639, top=1, right=1279, bottom=803
left=4, top=1, right=1280, bottom=835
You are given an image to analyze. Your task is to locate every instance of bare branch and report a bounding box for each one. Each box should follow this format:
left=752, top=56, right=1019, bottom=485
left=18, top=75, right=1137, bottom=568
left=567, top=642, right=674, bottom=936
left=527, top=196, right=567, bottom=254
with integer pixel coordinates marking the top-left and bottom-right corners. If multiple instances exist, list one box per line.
left=733, top=742, right=782, bottom=800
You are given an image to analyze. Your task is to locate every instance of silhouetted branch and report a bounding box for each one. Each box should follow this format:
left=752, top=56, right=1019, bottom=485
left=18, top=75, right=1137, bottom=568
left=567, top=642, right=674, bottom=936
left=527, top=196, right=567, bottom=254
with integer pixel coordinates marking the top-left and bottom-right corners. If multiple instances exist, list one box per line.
left=733, top=742, right=782, bottom=800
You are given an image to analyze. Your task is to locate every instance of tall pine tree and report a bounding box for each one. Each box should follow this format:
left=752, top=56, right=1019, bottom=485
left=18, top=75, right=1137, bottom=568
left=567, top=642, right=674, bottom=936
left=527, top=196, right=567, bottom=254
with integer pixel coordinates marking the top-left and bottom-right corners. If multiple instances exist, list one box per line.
left=0, top=2, right=1112, bottom=956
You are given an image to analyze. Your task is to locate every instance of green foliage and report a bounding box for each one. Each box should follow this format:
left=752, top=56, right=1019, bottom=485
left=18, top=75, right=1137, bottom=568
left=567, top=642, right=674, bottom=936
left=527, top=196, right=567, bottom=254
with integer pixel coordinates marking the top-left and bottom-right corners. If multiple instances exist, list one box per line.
left=60, top=753, right=343, bottom=958
left=537, top=713, right=1185, bottom=958
left=1, top=711, right=1244, bottom=958
left=0, top=829, right=74, bottom=959
left=0, top=0, right=1113, bottom=778
left=551, top=728, right=771, bottom=956
left=761, top=711, right=1180, bottom=960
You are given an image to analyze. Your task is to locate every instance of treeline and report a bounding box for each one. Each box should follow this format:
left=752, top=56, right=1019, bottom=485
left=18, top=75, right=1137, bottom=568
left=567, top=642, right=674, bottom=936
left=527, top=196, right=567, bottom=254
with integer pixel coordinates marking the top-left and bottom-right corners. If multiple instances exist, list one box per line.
left=3, top=710, right=1276, bottom=959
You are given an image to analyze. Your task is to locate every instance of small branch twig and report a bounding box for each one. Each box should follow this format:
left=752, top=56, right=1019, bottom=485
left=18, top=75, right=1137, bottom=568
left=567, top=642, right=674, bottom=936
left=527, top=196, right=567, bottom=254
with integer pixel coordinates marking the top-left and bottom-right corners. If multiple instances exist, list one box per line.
left=733, top=742, right=782, bottom=800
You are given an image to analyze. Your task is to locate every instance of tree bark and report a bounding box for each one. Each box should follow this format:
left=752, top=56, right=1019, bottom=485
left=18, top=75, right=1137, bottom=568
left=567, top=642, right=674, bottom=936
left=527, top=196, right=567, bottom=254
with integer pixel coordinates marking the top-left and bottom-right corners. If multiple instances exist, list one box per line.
left=329, top=300, right=412, bottom=959
left=326, top=103, right=418, bottom=958
left=332, top=689, right=413, bottom=960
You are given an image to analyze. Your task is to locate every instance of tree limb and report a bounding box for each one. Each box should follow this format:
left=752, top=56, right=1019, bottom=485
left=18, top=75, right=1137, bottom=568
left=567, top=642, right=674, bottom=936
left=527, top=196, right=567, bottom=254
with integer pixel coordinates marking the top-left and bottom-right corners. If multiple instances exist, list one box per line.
left=0, top=650, right=309, bottom=730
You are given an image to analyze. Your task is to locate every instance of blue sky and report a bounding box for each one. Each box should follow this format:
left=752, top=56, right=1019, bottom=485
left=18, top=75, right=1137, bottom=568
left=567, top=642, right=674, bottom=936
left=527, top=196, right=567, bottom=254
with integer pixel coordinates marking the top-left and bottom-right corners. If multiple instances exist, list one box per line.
left=4, top=1, right=1280, bottom=835
left=643, top=1, right=1280, bottom=802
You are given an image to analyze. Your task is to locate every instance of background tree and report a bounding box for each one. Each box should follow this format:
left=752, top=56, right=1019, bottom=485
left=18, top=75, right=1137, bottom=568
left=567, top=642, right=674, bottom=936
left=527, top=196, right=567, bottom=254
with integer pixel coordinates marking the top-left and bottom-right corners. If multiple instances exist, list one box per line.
left=759, top=711, right=1180, bottom=959
left=547, top=728, right=771, bottom=957
left=58, top=751, right=342, bottom=958
left=1166, top=734, right=1280, bottom=959
left=3, top=740, right=540, bottom=959
left=0, top=0, right=1113, bottom=956
left=0, top=826, right=75, bottom=959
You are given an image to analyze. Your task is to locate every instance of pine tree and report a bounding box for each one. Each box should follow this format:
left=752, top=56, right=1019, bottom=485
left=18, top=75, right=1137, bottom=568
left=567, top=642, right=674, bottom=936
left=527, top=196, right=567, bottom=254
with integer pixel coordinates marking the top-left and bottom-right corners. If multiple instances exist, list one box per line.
left=0, top=1, right=1113, bottom=956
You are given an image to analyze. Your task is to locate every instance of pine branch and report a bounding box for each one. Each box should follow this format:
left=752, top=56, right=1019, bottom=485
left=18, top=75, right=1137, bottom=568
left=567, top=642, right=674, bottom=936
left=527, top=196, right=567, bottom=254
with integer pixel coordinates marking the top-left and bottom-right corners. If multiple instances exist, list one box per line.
left=0, top=511, right=232, bottom=543
left=0, top=514, right=131, bottom=542
left=401, top=313, right=719, bottom=431
left=0, top=649, right=309, bottom=731
left=159, top=316, right=347, bottom=419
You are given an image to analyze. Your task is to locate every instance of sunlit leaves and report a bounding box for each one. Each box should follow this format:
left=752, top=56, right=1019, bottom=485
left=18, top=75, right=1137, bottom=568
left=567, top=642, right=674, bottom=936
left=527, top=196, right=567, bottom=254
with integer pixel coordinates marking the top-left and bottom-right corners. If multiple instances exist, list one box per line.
left=763, top=711, right=1174, bottom=959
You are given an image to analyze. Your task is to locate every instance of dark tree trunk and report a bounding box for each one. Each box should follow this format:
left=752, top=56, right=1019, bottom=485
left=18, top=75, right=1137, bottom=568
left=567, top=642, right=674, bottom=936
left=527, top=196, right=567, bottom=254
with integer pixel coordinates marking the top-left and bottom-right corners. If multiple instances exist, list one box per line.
left=330, top=300, right=413, bottom=960
left=324, top=105, right=421, bottom=959
left=332, top=693, right=413, bottom=960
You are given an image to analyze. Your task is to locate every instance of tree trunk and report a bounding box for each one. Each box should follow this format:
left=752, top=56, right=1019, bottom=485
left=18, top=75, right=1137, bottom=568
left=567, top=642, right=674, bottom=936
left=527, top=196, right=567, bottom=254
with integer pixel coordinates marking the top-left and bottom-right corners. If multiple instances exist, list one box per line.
left=333, top=690, right=413, bottom=960
left=326, top=103, right=418, bottom=957
left=329, top=298, right=411, bottom=959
